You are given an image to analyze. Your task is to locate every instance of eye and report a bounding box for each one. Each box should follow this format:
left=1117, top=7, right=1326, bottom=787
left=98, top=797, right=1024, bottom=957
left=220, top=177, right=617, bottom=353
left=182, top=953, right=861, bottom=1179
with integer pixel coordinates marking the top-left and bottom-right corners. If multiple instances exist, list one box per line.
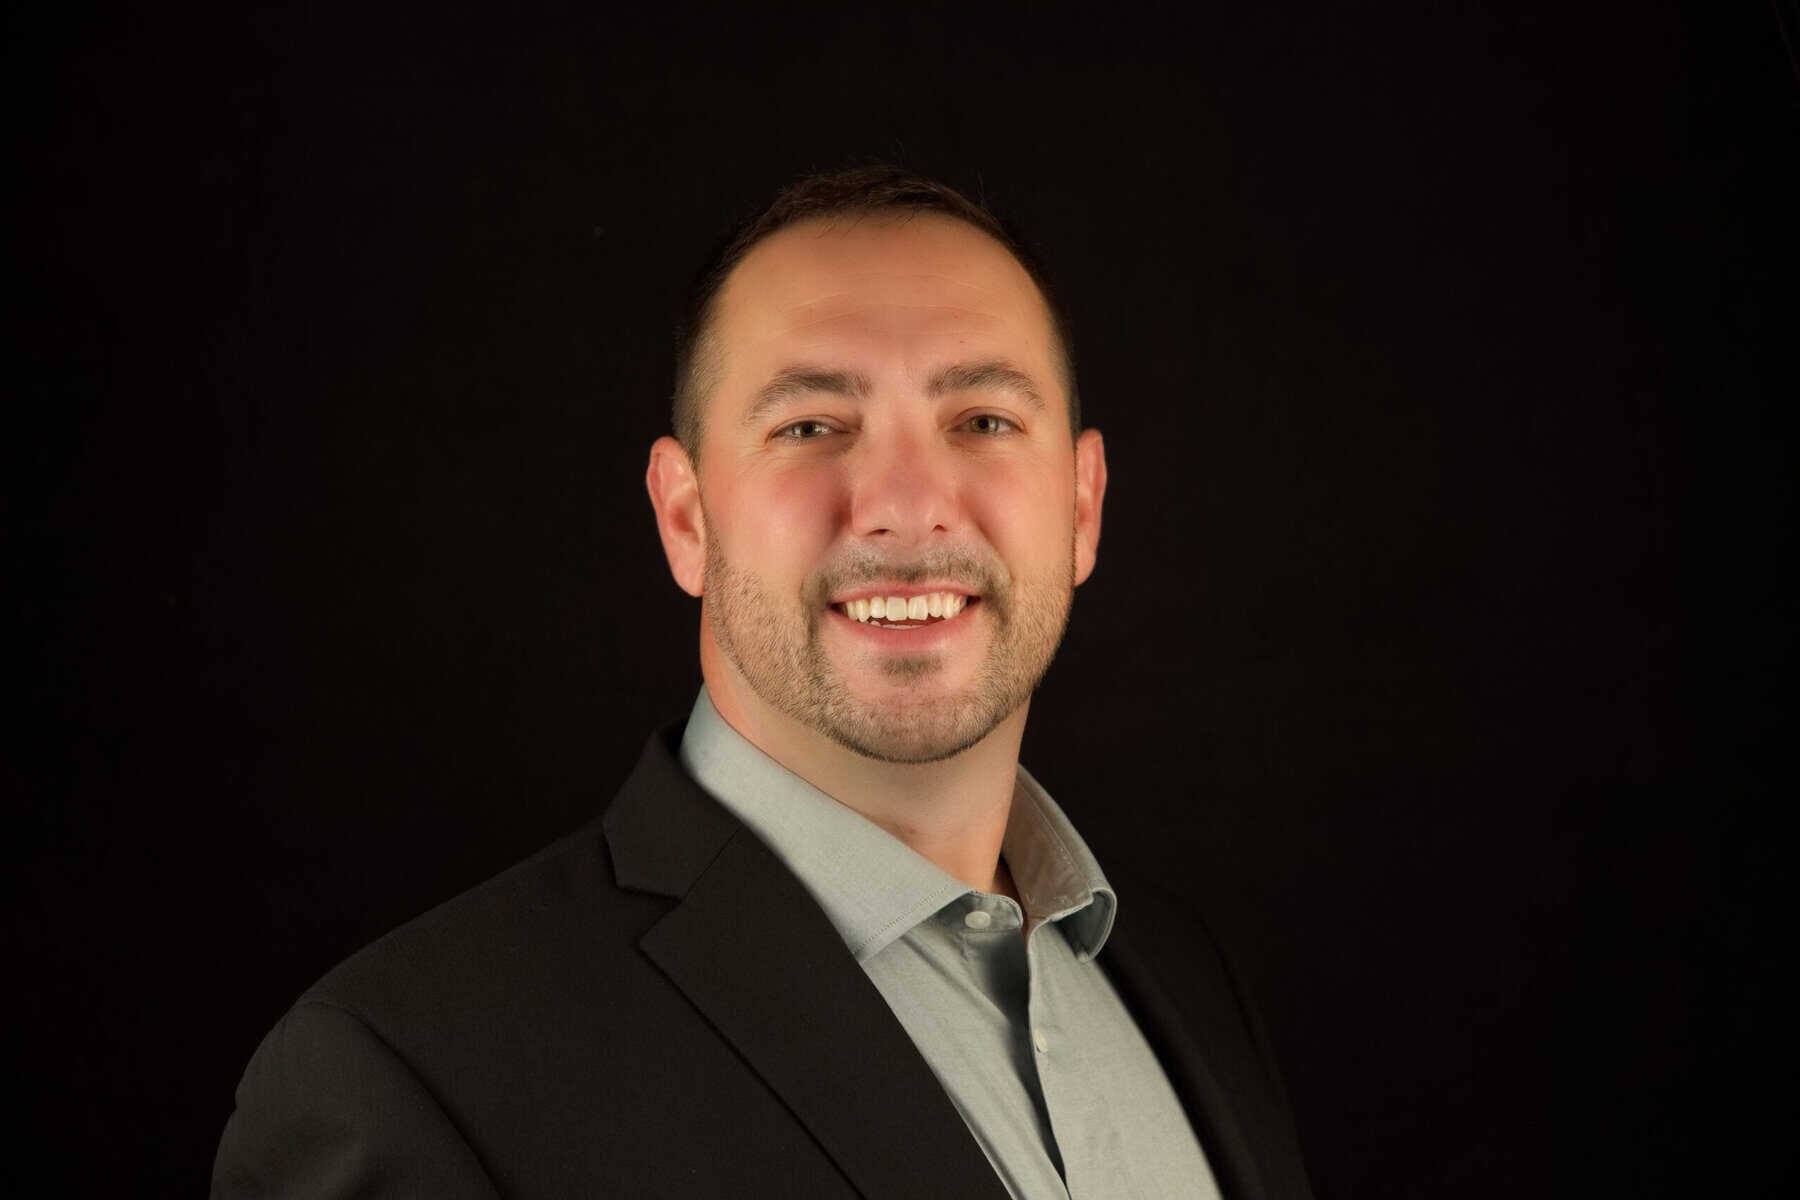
left=774, top=419, right=837, bottom=440
left=962, top=413, right=1018, bottom=435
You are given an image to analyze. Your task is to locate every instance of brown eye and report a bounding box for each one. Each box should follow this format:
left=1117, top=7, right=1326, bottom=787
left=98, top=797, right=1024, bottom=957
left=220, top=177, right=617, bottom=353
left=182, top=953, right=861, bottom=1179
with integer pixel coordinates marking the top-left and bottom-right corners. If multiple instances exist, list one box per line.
left=777, top=420, right=835, bottom=440
left=965, top=414, right=1017, bottom=435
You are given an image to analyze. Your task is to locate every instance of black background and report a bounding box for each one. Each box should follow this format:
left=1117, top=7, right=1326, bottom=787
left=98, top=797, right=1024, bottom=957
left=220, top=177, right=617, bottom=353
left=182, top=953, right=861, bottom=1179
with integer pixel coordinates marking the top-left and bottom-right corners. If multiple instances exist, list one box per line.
left=10, top=1, right=1795, bottom=1195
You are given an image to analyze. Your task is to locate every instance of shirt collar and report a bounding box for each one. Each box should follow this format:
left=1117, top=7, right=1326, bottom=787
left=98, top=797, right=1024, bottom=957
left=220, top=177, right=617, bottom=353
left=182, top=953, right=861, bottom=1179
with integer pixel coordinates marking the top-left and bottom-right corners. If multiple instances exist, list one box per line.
left=1005, top=763, right=1118, bottom=961
left=677, top=687, right=1117, bottom=962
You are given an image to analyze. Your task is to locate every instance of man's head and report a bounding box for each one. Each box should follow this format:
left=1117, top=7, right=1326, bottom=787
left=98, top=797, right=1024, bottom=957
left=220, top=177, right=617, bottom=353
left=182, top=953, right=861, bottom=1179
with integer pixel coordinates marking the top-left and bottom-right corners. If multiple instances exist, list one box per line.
left=671, top=166, right=1080, bottom=462
left=647, top=166, right=1106, bottom=764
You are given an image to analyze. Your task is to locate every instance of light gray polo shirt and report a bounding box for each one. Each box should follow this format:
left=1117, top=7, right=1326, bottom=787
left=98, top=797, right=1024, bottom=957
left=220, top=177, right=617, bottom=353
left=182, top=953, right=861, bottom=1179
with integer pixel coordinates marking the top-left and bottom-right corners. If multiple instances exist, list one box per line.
left=679, top=688, right=1220, bottom=1200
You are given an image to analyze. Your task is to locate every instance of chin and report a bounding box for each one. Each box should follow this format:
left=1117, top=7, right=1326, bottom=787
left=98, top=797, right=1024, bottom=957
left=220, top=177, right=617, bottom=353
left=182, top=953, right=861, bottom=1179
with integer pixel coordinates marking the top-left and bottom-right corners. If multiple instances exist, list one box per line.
left=813, top=682, right=1014, bottom=765
left=823, top=720, right=995, bottom=765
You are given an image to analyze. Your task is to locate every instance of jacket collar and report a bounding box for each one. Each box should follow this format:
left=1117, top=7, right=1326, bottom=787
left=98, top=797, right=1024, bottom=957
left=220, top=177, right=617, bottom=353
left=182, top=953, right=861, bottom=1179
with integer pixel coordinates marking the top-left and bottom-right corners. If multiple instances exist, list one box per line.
left=600, top=725, right=1293, bottom=1200
left=601, top=725, right=1012, bottom=1200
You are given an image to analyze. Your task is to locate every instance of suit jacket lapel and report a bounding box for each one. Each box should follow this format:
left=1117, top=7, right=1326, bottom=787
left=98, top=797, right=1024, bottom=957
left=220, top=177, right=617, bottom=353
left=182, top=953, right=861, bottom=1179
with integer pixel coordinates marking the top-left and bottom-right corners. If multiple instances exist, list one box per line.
left=603, top=729, right=1010, bottom=1200
left=1102, top=912, right=1273, bottom=1200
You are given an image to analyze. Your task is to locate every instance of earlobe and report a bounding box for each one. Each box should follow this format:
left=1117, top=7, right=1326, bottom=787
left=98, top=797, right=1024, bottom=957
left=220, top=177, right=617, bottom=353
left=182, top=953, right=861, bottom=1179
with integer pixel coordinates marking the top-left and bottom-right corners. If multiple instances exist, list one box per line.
left=645, top=436, right=707, bottom=598
left=1072, top=428, right=1107, bottom=586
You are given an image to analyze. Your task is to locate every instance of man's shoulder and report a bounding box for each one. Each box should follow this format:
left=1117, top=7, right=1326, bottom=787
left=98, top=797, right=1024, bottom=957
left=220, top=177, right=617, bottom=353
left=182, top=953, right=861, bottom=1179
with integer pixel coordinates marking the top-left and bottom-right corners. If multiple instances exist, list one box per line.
left=303, top=818, right=625, bottom=1012
left=297, top=723, right=716, bottom=1038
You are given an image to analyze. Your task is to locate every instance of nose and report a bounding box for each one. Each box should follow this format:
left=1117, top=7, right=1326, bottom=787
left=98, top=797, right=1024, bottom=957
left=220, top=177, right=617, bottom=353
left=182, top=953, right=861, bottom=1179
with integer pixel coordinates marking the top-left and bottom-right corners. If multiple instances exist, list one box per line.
left=848, top=426, right=961, bottom=549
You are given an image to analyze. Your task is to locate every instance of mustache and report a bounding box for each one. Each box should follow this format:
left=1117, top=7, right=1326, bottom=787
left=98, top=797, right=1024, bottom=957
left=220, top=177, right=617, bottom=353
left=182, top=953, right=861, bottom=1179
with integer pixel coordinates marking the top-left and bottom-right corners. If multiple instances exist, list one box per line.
left=808, top=546, right=1007, bottom=606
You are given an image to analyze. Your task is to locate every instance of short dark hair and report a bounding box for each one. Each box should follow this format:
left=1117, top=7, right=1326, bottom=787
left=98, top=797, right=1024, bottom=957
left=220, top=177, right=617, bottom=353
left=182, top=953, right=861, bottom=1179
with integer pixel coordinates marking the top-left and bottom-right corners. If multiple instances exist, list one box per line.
left=671, top=164, right=1078, bottom=458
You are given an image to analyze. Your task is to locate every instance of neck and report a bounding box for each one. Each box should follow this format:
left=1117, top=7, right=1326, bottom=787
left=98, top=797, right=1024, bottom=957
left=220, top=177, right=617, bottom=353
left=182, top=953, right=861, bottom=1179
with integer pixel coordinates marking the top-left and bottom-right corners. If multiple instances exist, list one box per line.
left=700, top=635, right=1024, bottom=899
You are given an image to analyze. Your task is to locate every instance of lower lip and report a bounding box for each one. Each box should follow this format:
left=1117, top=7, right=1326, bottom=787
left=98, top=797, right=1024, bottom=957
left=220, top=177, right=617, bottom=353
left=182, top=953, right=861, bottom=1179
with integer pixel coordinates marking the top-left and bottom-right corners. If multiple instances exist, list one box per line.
left=826, top=599, right=983, bottom=650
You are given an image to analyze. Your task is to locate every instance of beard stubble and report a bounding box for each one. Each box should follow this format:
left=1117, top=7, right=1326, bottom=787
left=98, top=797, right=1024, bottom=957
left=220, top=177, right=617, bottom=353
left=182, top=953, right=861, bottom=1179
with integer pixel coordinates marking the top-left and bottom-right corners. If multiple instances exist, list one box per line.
left=702, top=526, right=1075, bottom=764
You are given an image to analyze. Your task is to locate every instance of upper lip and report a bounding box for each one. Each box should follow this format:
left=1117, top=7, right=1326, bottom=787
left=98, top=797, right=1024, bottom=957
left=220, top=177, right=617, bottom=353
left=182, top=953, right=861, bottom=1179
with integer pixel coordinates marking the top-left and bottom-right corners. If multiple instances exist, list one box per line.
left=827, top=582, right=981, bottom=604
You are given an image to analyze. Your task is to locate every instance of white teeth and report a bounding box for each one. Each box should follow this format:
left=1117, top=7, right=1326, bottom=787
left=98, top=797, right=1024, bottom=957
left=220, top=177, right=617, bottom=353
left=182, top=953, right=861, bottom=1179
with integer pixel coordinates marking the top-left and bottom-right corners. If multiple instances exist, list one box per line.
left=838, top=591, right=974, bottom=624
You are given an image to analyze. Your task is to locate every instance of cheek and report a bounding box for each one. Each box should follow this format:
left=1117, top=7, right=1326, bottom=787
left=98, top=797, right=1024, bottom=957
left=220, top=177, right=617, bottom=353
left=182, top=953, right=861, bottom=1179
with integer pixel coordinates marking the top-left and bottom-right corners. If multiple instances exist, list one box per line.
left=712, top=466, right=843, bottom=563
left=964, top=458, right=1077, bottom=571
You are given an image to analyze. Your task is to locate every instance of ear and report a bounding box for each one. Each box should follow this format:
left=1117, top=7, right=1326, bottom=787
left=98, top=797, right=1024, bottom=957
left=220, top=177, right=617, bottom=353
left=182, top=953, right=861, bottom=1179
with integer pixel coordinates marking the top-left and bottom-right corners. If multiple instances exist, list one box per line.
left=646, top=436, right=706, bottom=598
left=1072, top=428, right=1107, bottom=587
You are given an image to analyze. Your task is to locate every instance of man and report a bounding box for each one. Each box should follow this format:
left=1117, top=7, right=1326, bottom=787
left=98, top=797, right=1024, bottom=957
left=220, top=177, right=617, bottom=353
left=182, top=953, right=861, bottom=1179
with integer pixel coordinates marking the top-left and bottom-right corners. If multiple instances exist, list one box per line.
left=213, top=166, right=1315, bottom=1199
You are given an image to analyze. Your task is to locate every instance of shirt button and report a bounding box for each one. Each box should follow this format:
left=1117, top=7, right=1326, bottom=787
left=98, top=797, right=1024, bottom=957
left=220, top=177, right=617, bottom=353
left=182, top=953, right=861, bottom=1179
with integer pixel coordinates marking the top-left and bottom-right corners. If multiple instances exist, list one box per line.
left=1032, top=1028, right=1049, bottom=1054
left=963, top=909, right=993, bottom=930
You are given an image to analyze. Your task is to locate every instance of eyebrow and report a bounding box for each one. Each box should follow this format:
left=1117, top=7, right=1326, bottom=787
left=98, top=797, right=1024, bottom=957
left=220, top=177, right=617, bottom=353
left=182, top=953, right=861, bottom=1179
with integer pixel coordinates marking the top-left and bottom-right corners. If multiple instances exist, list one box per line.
left=925, top=360, right=1046, bottom=412
left=742, top=368, right=874, bottom=428
left=742, top=358, right=1045, bottom=428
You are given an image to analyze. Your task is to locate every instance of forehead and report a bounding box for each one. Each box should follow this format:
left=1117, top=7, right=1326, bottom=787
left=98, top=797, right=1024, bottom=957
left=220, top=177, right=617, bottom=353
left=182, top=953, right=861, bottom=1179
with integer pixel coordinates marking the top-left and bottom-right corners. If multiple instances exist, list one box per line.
left=709, top=213, right=1061, bottom=391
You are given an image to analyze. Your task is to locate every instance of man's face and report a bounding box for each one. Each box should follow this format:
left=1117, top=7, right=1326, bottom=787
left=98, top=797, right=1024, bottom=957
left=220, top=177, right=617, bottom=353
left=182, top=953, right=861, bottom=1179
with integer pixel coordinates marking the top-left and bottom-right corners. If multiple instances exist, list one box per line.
left=681, top=213, right=1105, bottom=763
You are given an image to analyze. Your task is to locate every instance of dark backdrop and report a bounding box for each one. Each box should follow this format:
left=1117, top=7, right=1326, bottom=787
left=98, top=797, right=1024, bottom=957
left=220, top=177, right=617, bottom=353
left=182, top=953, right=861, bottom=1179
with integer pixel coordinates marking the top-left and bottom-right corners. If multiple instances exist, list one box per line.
left=10, top=2, right=1795, bottom=1195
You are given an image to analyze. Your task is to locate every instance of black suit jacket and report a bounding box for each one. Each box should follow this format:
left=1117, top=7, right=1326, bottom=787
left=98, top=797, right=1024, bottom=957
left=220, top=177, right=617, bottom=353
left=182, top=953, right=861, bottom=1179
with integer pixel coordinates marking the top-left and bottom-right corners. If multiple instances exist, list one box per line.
left=214, top=725, right=1315, bottom=1198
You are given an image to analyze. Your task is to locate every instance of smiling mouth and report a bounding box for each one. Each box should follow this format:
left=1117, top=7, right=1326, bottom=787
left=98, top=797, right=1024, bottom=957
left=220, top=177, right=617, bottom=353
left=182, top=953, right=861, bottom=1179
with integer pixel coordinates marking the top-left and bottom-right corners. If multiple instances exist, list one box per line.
left=834, top=591, right=978, bottom=629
